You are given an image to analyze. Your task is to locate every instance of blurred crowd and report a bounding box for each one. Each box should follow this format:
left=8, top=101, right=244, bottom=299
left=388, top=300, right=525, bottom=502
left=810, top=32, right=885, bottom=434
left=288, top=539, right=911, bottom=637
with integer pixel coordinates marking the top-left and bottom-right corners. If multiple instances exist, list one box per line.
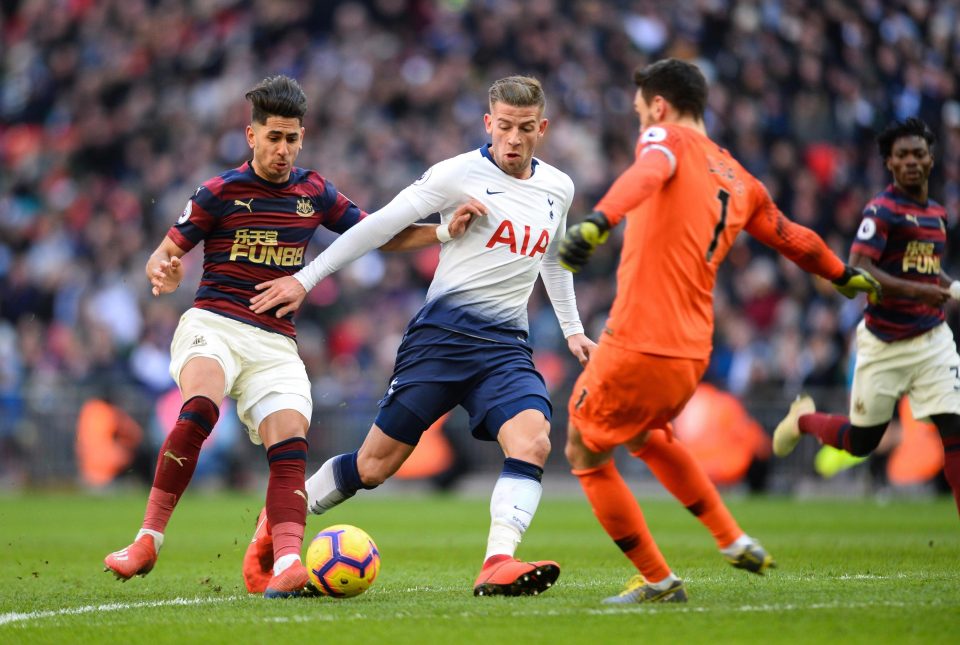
left=2, top=0, right=960, bottom=484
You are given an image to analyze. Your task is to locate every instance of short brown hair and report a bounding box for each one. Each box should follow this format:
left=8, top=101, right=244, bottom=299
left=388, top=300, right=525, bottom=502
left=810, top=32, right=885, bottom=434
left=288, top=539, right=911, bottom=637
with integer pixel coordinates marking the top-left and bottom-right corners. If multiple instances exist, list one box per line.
left=488, top=76, right=545, bottom=111
left=633, top=59, right=707, bottom=120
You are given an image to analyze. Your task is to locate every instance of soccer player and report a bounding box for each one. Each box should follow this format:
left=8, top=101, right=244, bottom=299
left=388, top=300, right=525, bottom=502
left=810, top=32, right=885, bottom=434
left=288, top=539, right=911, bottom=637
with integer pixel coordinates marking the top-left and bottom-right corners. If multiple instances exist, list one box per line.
left=557, top=59, right=881, bottom=604
left=102, top=75, right=479, bottom=598
left=245, top=75, right=596, bottom=597
left=773, top=117, right=960, bottom=517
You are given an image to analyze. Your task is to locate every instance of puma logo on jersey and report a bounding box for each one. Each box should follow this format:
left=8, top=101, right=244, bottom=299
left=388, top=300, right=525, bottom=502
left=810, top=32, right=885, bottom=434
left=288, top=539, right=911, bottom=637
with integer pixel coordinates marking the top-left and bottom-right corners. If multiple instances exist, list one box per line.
left=234, top=199, right=254, bottom=212
left=486, top=220, right=549, bottom=257
left=163, top=450, right=187, bottom=466
left=905, top=214, right=919, bottom=227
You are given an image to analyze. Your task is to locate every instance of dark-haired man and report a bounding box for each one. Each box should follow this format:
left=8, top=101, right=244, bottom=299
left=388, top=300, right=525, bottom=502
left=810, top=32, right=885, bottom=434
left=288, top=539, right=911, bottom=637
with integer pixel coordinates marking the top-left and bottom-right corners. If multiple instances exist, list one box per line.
left=774, top=116, right=960, bottom=519
left=103, top=75, right=479, bottom=597
left=557, top=58, right=881, bottom=604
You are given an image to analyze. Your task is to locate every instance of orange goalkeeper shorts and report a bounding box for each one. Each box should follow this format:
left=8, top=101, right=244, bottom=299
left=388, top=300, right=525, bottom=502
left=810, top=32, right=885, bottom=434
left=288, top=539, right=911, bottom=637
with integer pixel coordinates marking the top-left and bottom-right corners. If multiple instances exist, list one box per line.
left=567, top=341, right=707, bottom=453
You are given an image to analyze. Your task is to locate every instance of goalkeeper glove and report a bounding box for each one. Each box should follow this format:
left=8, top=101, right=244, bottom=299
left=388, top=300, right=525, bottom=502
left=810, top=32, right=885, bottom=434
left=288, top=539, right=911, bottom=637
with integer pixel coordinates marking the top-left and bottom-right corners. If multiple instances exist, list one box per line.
left=832, top=265, right=882, bottom=304
left=558, top=211, right=611, bottom=273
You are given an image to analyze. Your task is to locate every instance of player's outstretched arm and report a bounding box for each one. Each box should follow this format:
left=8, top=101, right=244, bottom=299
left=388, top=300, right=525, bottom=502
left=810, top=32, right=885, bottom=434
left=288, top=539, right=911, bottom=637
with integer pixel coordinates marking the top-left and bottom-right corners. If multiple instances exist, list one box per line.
left=378, top=199, right=487, bottom=251
left=145, top=236, right=187, bottom=297
left=746, top=206, right=883, bottom=303
left=250, top=195, right=483, bottom=317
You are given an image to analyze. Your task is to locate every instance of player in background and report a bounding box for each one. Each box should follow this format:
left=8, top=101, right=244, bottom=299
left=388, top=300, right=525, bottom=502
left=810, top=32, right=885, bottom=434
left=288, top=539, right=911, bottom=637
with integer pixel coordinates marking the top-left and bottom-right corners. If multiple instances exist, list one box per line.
left=773, top=117, right=960, bottom=518
left=245, top=75, right=596, bottom=597
left=103, top=75, right=479, bottom=598
left=558, top=59, right=881, bottom=603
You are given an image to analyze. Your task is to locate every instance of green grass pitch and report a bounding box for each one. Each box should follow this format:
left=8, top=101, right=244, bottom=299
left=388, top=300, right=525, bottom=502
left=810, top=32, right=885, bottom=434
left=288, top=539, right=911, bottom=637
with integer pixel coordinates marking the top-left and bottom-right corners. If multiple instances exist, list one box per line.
left=1, top=491, right=957, bottom=644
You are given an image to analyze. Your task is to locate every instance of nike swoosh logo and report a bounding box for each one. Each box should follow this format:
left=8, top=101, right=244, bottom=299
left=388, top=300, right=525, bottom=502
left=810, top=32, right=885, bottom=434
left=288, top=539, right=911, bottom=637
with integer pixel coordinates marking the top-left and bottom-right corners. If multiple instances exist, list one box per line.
left=486, top=188, right=505, bottom=195
left=513, top=505, right=532, bottom=514
left=163, top=450, right=187, bottom=466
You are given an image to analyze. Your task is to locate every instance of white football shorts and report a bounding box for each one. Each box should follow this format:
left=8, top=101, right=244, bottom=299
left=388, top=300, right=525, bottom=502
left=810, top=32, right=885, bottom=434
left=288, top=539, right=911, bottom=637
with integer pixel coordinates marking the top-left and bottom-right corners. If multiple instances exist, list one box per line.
left=849, top=320, right=960, bottom=426
left=168, top=308, right=312, bottom=443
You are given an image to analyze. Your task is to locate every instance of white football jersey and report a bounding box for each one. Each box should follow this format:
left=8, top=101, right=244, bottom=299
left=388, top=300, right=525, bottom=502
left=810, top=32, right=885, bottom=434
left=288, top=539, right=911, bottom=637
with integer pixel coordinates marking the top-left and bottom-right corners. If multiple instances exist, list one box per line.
left=294, top=146, right=583, bottom=345
left=401, top=146, right=578, bottom=343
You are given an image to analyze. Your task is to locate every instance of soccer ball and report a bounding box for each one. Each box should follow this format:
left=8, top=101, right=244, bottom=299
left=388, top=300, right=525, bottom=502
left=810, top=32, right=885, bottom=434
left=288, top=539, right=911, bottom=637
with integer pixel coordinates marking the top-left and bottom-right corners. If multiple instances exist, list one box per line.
left=305, top=524, right=381, bottom=598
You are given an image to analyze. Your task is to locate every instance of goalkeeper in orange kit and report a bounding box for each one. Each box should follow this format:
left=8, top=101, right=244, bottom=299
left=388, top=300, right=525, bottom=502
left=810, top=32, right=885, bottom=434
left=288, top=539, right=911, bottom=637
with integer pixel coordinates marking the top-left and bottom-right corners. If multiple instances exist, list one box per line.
left=558, top=58, right=881, bottom=604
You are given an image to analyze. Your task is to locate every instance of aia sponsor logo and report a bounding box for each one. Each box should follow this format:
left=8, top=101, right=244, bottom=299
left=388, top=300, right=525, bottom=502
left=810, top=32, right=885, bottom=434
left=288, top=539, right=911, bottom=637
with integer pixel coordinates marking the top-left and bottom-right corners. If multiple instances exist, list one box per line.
left=485, top=220, right=549, bottom=257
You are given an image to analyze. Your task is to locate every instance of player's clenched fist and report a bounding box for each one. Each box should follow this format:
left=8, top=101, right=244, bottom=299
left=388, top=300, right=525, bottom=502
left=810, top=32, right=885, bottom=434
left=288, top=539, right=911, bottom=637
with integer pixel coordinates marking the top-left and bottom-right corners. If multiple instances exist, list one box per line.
left=832, top=265, right=882, bottom=304
left=558, top=211, right=611, bottom=273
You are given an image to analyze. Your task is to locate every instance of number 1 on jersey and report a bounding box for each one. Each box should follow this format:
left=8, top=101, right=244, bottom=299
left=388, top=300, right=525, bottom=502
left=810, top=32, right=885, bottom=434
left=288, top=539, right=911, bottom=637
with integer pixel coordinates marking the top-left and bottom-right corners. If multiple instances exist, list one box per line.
left=706, top=188, right=730, bottom=262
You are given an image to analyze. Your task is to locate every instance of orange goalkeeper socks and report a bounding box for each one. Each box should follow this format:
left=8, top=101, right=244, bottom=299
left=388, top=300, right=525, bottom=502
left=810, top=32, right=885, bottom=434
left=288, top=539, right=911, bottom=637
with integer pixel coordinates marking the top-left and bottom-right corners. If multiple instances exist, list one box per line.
left=631, top=428, right=741, bottom=549
left=572, top=460, right=671, bottom=583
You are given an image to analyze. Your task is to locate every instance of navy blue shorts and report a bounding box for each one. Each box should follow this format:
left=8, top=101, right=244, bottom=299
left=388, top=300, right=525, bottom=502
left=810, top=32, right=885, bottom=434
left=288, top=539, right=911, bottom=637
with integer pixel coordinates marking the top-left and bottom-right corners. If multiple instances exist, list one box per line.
left=374, top=326, right=552, bottom=445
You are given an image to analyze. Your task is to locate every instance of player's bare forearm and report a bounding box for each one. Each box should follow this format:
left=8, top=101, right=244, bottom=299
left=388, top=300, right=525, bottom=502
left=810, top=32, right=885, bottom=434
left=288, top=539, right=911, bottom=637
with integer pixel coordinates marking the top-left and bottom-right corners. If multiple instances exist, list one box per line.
left=379, top=199, right=487, bottom=250
left=379, top=224, right=442, bottom=251
left=851, top=254, right=948, bottom=305
left=146, top=236, right=187, bottom=297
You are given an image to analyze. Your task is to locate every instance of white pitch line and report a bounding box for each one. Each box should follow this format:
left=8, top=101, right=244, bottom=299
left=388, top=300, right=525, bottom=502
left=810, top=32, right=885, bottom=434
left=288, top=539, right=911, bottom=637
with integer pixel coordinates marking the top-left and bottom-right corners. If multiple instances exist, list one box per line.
left=0, top=595, right=245, bottom=627
left=1, top=590, right=945, bottom=628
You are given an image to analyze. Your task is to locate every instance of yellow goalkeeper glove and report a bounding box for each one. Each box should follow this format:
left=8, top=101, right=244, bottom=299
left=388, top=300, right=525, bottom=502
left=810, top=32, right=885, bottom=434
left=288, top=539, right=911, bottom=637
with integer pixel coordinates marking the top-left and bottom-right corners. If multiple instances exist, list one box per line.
left=832, top=265, right=882, bottom=304
left=559, top=211, right=611, bottom=273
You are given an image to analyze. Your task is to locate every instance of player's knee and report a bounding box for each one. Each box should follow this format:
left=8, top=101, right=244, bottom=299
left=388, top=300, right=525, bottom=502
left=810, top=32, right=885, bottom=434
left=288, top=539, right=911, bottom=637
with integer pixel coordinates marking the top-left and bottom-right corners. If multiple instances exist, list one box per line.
left=564, top=425, right=594, bottom=469
left=563, top=439, right=584, bottom=468
left=507, top=429, right=550, bottom=465
left=528, top=430, right=551, bottom=464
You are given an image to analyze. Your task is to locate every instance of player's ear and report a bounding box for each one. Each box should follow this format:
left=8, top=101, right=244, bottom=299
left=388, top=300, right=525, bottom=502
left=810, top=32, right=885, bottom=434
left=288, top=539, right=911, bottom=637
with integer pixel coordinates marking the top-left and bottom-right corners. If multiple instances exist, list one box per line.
left=246, top=124, right=256, bottom=149
left=483, top=113, right=493, bottom=134
left=538, top=118, right=549, bottom=137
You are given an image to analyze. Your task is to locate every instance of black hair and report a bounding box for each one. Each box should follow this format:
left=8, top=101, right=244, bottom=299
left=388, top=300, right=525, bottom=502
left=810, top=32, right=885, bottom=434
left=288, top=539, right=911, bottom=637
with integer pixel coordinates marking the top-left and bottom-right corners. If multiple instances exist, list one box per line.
left=633, top=58, right=707, bottom=120
left=244, top=75, right=308, bottom=125
left=876, top=117, right=935, bottom=158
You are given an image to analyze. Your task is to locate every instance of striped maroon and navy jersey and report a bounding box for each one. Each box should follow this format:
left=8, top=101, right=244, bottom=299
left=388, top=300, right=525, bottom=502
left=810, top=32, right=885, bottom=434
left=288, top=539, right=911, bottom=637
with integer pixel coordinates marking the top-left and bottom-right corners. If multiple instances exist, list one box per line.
left=851, top=183, right=948, bottom=342
left=167, top=161, right=365, bottom=339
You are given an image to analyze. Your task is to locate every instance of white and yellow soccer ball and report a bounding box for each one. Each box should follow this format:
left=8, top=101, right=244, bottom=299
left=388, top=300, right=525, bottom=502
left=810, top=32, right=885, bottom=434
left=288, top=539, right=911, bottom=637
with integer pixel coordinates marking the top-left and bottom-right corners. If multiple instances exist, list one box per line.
left=305, top=524, right=380, bottom=598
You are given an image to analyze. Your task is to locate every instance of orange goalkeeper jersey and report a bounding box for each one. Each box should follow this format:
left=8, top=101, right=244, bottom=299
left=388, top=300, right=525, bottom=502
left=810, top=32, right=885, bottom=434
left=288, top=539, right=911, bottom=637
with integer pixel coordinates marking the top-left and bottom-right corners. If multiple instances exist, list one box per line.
left=594, top=123, right=845, bottom=360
